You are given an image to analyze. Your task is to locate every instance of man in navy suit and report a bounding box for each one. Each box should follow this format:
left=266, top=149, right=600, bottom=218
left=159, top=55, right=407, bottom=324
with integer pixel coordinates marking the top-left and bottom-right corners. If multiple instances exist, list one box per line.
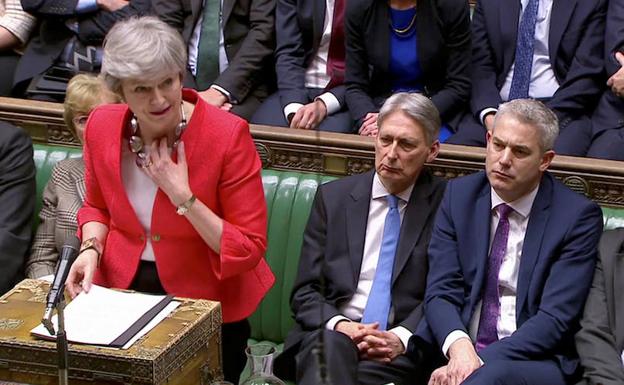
left=448, top=0, right=607, bottom=157
left=251, top=0, right=354, bottom=133
left=423, top=99, right=603, bottom=385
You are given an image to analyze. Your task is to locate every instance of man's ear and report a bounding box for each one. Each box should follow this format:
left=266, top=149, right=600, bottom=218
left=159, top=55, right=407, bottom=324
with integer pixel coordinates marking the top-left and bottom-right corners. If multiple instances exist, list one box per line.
left=539, top=150, right=555, bottom=172
left=426, top=140, right=440, bottom=163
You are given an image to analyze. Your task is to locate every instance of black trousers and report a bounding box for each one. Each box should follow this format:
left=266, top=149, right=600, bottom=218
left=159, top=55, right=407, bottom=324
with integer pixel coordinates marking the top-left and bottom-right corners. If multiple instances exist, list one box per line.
left=289, top=329, right=428, bottom=385
left=130, top=261, right=250, bottom=383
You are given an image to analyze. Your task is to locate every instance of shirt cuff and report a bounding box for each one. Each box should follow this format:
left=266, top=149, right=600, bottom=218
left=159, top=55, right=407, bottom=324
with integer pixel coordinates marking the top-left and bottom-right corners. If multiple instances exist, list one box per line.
left=284, top=103, right=304, bottom=122
left=75, top=0, right=98, bottom=13
left=388, top=326, right=412, bottom=354
left=479, top=108, right=498, bottom=126
left=326, top=315, right=351, bottom=331
left=315, top=92, right=341, bottom=115
left=210, top=84, right=232, bottom=103
left=442, top=330, right=471, bottom=358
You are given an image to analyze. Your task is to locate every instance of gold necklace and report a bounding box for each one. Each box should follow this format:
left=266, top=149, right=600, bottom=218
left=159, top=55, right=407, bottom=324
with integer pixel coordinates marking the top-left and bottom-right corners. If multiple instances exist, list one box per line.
left=390, top=9, right=417, bottom=35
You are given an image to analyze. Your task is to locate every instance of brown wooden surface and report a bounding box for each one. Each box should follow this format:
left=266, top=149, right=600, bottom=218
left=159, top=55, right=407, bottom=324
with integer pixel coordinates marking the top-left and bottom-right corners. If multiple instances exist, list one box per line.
left=1, top=96, right=623, bottom=208
left=0, top=279, right=223, bottom=385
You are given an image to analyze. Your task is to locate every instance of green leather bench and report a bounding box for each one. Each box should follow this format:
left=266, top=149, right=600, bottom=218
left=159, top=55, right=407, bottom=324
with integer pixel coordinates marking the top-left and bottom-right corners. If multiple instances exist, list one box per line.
left=32, top=144, right=624, bottom=383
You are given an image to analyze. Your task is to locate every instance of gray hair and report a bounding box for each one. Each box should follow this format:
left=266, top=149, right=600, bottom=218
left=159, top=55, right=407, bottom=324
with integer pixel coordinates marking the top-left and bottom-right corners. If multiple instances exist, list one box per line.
left=495, top=99, right=559, bottom=152
left=377, top=92, right=441, bottom=145
left=101, top=16, right=187, bottom=96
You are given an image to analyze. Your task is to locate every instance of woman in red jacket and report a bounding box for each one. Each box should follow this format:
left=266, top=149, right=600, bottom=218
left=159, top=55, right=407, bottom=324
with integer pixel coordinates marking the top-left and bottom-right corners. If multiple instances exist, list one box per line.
left=66, top=16, right=275, bottom=383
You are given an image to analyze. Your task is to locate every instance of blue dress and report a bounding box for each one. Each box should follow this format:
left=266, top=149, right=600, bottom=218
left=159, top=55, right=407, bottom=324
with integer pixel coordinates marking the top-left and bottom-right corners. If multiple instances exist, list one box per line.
left=388, top=7, right=452, bottom=142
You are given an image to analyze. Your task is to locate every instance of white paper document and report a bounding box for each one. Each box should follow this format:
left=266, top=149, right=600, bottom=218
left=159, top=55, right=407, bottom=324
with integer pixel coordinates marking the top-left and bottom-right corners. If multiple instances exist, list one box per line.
left=31, top=284, right=180, bottom=349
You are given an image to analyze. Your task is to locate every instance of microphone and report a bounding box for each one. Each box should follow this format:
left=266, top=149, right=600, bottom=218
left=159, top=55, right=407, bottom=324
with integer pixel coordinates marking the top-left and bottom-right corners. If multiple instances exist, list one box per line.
left=42, top=236, right=81, bottom=334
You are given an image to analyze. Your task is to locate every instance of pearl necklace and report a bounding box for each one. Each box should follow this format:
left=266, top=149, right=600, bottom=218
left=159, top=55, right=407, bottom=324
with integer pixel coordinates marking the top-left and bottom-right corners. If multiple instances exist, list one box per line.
left=128, top=103, right=187, bottom=168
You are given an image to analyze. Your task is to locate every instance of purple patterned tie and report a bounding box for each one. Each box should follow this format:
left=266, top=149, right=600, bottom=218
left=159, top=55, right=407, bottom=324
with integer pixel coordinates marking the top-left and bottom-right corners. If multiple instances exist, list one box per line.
left=475, top=203, right=514, bottom=352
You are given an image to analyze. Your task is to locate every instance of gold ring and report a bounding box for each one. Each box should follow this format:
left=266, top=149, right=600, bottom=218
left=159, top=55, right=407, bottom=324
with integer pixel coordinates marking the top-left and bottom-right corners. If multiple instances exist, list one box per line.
left=142, top=160, right=153, bottom=168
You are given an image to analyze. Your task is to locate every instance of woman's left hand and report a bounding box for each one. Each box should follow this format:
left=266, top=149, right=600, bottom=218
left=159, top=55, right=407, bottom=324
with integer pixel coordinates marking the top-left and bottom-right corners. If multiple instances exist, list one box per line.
left=143, top=139, right=193, bottom=207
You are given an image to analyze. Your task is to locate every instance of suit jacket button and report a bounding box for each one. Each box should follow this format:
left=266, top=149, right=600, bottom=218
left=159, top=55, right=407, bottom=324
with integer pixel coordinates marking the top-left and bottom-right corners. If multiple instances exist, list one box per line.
left=139, top=234, right=145, bottom=241
left=152, top=234, right=161, bottom=242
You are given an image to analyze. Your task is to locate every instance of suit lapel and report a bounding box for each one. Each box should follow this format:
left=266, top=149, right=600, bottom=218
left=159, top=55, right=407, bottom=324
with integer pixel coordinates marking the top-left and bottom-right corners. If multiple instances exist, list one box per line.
left=375, top=1, right=390, bottom=74
left=516, top=176, right=551, bottom=316
left=548, top=0, right=576, bottom=65
left=346, top=172, right=374, bottom=286
left=471, top=183, right=493, bottom=305
left=221, top=0, right=235, bottom=28
left=391, top=172, right=433, bottom=284
left=312, top=0, right=325, bottom=51
left=192, top=0, right=203, bottom=26
left=500, top=0, right=521, bottom=71
left=109, top=107, right=143, bottom=230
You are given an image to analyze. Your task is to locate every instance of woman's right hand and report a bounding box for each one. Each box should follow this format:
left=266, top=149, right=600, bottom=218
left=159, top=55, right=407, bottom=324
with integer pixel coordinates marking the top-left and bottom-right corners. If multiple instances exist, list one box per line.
left=66, top=250, right=99, bottom=298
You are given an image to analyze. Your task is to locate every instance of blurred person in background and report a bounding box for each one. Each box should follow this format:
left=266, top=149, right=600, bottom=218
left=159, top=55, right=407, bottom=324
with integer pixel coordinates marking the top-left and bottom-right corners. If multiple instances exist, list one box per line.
left=26, top=74, right=119, bottom=279
left=0, top=0, right=35, bottom=95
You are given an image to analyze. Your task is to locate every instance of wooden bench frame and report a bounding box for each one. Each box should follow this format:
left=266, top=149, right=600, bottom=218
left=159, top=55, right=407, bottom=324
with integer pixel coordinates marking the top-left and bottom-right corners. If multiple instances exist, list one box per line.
left=1, top=96, right=623, bottom=209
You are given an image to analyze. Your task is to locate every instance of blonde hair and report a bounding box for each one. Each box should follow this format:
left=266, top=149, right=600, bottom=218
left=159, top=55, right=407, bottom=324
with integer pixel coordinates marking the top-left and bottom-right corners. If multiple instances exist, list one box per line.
left=63, top=74, right=119, bottom=136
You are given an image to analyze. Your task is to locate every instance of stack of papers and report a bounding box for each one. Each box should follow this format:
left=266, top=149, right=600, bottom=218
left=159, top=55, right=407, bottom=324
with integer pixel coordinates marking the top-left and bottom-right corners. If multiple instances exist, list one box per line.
left=31, top=284, right=180, bottom=349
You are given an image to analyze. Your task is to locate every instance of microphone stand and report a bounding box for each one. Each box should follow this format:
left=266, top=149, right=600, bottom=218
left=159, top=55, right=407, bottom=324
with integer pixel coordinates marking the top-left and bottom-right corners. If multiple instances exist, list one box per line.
left=56, top=296, right=69, bottom=385
left=42, top=290, right=70, bottom=385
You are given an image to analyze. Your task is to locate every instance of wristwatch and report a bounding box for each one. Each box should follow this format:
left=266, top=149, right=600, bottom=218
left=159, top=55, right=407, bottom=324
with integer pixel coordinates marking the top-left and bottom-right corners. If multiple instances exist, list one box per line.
left=80, top=237, right=103, bottom=266
left=176, top=194, right=197, bottom=215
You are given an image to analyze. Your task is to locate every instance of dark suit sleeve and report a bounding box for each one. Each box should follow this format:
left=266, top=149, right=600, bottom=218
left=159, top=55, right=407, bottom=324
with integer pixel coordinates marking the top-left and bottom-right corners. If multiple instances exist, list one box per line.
left=213, top=0, right=276, bottom=104
left=21, top=0, right=78, bottom=16
left=424, top=181, right=471, bottom=345
left=605, top=0, right=624, bottom=76
left=545, top=0, right=606, bottom=127
left=77, top=0, right=151, bottom=45
left=290, top=187, right=343, bottom=330
left=152, top=0, right=186, bottom=33
left=344, top=0, right=377, bottom=123
left=469, top=0, right=503, bottom=117
left=275, top=0, right=312, bottom=108
left=575, top=258, right=624, bottom=385
left=479, top=202, right=603, bottom=362
left=429, top=0, right=471, bottom=123
left=0, top=123, right=35, bottom=295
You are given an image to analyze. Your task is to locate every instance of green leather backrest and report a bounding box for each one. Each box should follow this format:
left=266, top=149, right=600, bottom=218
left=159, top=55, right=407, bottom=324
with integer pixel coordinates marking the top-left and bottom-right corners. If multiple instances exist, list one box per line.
left=28, top=143, right=624, bottom=346
left=250, top=170, right=336, bottom=343
left=603, top=207, right=624, bottom=231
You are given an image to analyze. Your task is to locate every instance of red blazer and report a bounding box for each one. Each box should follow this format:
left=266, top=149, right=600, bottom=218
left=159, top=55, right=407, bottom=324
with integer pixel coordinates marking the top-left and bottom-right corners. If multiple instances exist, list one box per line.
left=78, top=89, right=274, bottom=323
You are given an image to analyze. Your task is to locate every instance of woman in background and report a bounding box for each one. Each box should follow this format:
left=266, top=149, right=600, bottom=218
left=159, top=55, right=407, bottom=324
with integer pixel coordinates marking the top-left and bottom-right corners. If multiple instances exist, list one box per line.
left=26, top=74, right=118, bottom=278
left=345, top=0, right=471, bottom=140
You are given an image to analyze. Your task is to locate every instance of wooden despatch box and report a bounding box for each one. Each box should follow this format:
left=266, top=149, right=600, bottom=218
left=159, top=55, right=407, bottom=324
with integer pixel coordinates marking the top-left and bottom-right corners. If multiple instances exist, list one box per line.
left=0, top=279, right=223, bottom=385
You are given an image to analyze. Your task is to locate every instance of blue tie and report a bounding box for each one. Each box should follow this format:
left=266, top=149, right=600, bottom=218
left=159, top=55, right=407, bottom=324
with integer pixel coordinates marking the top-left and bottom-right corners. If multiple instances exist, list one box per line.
left=361, top=194, right=401, bottom=330
left=508, top=0, right=539, bottom=100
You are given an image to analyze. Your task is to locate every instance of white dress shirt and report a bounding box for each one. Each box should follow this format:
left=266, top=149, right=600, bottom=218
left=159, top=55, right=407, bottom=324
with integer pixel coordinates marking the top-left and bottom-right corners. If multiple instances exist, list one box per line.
left=442, top=186, right=539, bottom=358
left=325, top=173, right=415, bottom=351
left=188, top=0, right=231, bottom=98
left=479, top=0, right=559, bottom=123
left=121, top=146, right=159, bottom=262
left=283, top=0, right=341, bottom=120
